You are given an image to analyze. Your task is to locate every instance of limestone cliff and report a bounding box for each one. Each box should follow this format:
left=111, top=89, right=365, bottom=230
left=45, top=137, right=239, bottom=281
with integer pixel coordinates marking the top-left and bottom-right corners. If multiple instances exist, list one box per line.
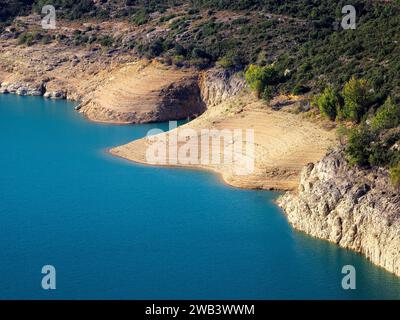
left=77, top=61, right=207, bottom=124
left=199, top=68, right=246, bottom=107
left=78, top=65, right=246, bottom=124
left=278, top=150, right=400, bottom=276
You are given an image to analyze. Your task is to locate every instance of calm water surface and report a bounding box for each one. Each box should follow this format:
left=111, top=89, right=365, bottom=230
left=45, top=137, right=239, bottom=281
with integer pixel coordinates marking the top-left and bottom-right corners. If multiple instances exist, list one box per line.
left=0, top=94, right=399, bottom=299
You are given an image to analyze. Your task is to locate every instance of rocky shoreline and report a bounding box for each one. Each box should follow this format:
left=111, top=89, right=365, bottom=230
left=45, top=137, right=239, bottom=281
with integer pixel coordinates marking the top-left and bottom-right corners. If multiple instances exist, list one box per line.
left=278, top=150, right=400, bottom=276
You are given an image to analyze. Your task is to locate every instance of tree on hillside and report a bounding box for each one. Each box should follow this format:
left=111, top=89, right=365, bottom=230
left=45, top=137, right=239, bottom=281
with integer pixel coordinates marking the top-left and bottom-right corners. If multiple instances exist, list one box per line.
left=345, top=124, right=375, bottom=166
left=245, top=64, right=279, bottom=98
left=316, top=86, right=341, bottom=120
left=341, top=77, right=374, bottom=123
left=370, top=97, right=400, bottom=131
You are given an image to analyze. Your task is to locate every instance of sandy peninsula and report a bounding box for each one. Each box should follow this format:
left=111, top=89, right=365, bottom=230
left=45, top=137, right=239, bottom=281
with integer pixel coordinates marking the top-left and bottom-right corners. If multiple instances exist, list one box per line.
left=111, top=94, right=336, bottom=191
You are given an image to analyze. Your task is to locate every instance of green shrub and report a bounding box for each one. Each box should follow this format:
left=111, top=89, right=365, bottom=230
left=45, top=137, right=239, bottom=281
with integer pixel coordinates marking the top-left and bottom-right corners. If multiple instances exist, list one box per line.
left=341, top=77, right=374, bottom=123
left=336, top=124, right=350, bottom=145
left=216, top=50, right=245, bottom=69
left=316, top=86, right=341, bottom=120
left=98, top=35, right=113, bottom=47
left=159, top=14, right=176, bottom=22
left=18, top=31, right=42, bottom=46
left=292, top=84, right=310, bottom=95
left=132, top=9, right=149, bottom=26
left=261, top=86, right=274, bottom=102
left=245, top=64, right=279, bottom=98
left=370, top=97, right=400, bottom=131
left=172, top=55, right=185, bottom=66
left=169, top=17, right=190, bottom=30
left=390, top=161, right=400, bottom=187
left=345, top=125, right=375, bottom=166
left=368, top=143, right=392, bottom=167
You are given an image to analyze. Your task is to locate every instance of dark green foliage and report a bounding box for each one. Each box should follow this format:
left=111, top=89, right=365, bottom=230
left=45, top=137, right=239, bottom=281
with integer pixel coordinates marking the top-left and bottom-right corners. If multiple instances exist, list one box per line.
left=18, top=31, right=43, bottom=45
left=132, top=8, right=149, bottom=25
left=98, top=35, right=113, bottom=47
left=341, top=94, right=399, bottom=178
left=390, top=160, right=400, bottom=187
left=371, top=97, right=400, bottom=131
left=368, top=143, right=393, bottom=167
left=316, top=86, right=341, bottom=120
left=292, top=84, right=310, bottom=96
left=345, top=125, right=375, bottom=166
left=33, top=0, right=95, bottom=20
left=1, top=0, right=397, bottom=96
left=261, top=86, right=274, bottom=102
left=216, top=50, right=246, bottom=69
left=341, top=77, right=374, bottom=123
left=245, top=64, right=280, bottom=97
left=0, top=0, right=33, bottom=24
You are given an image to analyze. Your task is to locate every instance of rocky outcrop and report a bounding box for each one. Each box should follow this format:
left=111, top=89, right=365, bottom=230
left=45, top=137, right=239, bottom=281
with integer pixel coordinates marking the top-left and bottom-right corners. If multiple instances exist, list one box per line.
left=156, top=78, right=206, bottom=121
left=0, top=78, right=69, bottom=99
left=79, top=75, right=206, bottom=124
left=278, top=150, right=400, bottom=276
left=78, top=64, right=246, bottom=124
left=77, top=61, right=207, bottom=124
left=0, top=19, right=245, bottom=123
left=200, top=68, right=246, bottom=107
left=0, top=80, right=44, bottom=96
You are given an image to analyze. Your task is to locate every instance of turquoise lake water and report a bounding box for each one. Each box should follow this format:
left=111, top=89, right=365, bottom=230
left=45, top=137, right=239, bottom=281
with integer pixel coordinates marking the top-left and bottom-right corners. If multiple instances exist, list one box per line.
left=0, top=94, right=399, bottom=299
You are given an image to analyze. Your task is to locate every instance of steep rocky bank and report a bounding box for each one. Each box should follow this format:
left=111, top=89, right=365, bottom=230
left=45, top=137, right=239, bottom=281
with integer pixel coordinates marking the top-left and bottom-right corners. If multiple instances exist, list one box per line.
left=77, top=61, right=206, bottom=124
left=0, top=39, right=134, bottom=102
left=0, top=30, right=246, bottom=125
left=278, top=150, right=400, bottom=276
left=199, top=68, right=246, bottom=107
left=79, top=65, right=248, bottom=124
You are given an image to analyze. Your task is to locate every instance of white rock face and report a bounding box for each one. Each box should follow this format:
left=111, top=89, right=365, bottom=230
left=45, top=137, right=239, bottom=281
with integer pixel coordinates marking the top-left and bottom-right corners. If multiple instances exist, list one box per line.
left=278, top=150, right=400, bottom=276
left=200, top=68, right=246, bottom=108
left=0, top=81, right=44, bottom=96
left=43, top=90, right=66, bottom=99
left=0, top=80, right=69, bottom=99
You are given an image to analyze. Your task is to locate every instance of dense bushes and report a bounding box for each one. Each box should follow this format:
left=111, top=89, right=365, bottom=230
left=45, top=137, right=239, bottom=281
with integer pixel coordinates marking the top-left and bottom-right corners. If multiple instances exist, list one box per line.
left=0, top=0, right=33, bottom=23
left=310, top=78, right=400, bottom=185
left=390, top=161, right=400, bottom=187
left=315, top=77, right=378, bottom=123
left=371, top=97, right=400, bottom=131
left=245, top=64, right=280, bottom=98
left=3, top=0, right=399, bottom=97
left=316, top=86, right=341, bottom=120
left=342, top=94, right=400, bottom=181
left=216, top=50, right=246, bottom=69
left=341, top=77, right=374, bottom=123
left=345, top=125, right=375, bottom=166
left=33, top=0, right=95, bottom=20
left=18, top=31, right=49, bottom=45
left=292, top=84, right=310, bottom=96
left=132, top=8, right=149, bottom=25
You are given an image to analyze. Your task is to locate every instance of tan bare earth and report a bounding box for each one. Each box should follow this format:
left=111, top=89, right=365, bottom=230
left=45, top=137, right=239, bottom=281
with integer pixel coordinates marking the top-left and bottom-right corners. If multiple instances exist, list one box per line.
left=78, top=60, right=202, bottom=124
left=0, top=38, right=135, bottom=100
left=111, top=94, right=336, bottom=190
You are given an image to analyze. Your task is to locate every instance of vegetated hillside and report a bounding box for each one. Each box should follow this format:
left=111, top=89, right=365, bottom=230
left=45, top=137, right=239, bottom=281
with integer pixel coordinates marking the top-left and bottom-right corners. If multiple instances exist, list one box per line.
left=2, top=1, right=399, bottom=93
left=0, top=0, right=33, bottom=25
left=1, top=0, right=399, bottom=184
